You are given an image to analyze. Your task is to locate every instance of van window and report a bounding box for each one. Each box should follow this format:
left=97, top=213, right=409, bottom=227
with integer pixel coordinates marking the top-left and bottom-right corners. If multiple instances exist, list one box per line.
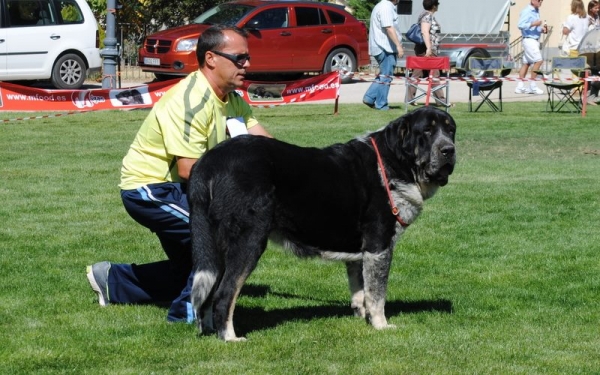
left=6, top=0, right=84, bottom=27
left=58, top=0, right=84, bottom=23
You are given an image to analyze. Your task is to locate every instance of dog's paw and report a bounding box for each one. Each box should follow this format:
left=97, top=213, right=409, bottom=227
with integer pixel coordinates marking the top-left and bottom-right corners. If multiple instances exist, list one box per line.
left=201, top=323, right=215, bottom=334
left=351, top=305, right=366, bottom=318
left=220, top=329, right=247, bottom=342
left=376, top=323, right=397, bottom=330
left=369, top=315, right=396, bottom=330
left=225, top=336, right=247, bottom=342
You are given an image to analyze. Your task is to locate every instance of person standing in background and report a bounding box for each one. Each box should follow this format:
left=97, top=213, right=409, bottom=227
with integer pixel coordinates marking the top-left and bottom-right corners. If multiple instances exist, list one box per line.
left=515, top=0, right=548, bottom=95
left=562, top=0, right=589, bottom=57
left=587, top=0, right=600, bottom=29
left=585, top=1, right=600, bottom=105
left=405, top=0, right=452, bottom=107
left=362, top=0, right=404, bottom=111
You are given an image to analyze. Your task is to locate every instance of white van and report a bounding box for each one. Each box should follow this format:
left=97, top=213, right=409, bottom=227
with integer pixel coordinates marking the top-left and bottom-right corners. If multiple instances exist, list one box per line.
left=0, top=0, right=102, bottom=89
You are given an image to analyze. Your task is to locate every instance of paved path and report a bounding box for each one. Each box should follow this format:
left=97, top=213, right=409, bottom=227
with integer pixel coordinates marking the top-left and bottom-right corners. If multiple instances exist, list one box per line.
left=117, top=72, right=589, bottom=107
left=328, top=74, right=549, bottom=105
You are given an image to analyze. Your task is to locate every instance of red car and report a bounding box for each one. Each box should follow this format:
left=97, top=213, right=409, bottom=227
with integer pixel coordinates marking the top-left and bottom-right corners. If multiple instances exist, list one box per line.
left=138, top=0, right=369, bottom=83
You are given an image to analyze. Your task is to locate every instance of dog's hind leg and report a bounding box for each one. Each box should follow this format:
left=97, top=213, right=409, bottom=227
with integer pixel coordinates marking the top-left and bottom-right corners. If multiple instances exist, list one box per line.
left=362, top=250, right=396, bottom=330
left=345, top=261, right=366, bottom=318
left=190, top=193, right=220, bottom=336
left=212, top=230, right=269, bottom=342
left=191, top=270, right=217, bottom=335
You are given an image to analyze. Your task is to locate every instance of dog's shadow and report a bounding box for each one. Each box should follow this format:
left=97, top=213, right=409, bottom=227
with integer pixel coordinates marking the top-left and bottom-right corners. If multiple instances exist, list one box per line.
left=233, top=284, right=453, bottom=336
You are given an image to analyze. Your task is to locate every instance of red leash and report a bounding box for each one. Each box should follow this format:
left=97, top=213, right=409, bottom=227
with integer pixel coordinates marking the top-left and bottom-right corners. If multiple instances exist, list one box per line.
left=370, top=137, right=409, bottom=228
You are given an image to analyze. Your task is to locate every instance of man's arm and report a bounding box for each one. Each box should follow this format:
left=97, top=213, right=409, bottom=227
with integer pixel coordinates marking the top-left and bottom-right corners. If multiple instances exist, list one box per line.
left=176, top=157, right=197, bottom=181
left=420, top=22, right=433, bottom=56
left=248, top=123, right=272, bottom=137
left=176, top=123, right=272, bottom=180
left=384, top=26, right=404, bottom=57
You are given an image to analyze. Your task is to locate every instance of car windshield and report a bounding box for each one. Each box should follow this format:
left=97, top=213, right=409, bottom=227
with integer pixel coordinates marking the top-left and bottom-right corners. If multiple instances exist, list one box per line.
left=193, top=3, right=256, bottom=25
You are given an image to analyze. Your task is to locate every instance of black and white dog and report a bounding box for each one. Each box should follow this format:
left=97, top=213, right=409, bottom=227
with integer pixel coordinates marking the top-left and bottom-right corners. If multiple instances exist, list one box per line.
left=188, top=107, right=457, bottom=341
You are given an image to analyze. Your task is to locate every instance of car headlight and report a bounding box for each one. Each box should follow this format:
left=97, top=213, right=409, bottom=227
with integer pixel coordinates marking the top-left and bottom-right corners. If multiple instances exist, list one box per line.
left=175, top=38, right=198, bottom=52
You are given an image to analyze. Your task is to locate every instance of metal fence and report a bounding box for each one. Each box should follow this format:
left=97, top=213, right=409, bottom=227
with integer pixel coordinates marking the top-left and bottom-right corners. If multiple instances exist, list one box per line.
left=102, top=23, right=155, bottom=84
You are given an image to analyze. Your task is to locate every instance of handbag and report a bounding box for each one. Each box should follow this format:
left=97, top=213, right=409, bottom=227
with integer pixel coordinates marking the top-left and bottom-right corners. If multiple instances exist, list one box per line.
left=406, top=23, right=424, bottom=45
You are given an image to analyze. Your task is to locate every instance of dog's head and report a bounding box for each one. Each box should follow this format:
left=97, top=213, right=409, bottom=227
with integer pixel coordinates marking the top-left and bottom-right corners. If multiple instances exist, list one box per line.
left=385, top=107, right=456, bottom=189
left=116, top=89, right=143, bottom=105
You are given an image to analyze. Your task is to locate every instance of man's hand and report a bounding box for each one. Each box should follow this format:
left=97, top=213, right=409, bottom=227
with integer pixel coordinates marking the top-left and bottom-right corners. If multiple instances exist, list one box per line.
left=396, top=45, right=404, bottom=58
left=176, top=157, right=198, bottom=181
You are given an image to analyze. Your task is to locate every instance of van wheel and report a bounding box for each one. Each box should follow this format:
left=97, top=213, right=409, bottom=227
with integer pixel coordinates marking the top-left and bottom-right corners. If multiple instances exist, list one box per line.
left=324, top=48, right=356, bottom=84
left=51, top=54, right=86, bottom=89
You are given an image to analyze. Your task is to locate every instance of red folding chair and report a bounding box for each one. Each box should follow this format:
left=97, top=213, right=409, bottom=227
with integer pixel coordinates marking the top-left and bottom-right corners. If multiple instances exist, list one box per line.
left=404, top=56, right=451, bottom=112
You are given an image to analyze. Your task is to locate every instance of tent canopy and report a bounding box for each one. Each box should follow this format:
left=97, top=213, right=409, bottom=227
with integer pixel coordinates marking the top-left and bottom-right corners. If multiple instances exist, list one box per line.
left=398, top=0, right=513, bottom=35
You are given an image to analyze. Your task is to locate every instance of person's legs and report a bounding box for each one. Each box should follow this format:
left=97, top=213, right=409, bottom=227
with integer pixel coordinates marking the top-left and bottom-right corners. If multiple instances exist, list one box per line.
left=529, top=60, right=544, bottom=94
left=363, top=52, right=396, bottom=110
left=406, top=68, right=423, bottom=102
left=431, top=69, right=449, bottom=104
left=88, top=182, right=193, bottom=320
left=517, top=38, right=544, bottom=94
left=518, top=62, right=530, bottom=79
left=516, top=63, right=531, bottom=93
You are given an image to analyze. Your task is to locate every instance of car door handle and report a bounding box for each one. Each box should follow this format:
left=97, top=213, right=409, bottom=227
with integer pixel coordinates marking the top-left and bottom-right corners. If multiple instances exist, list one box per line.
left=50, top=35, right=61, bottom=40
left=321, top=29, right=333, bottom=34
left=280, top=31, right=291, bottom=36
left=0, top=39, right=5, bottom=43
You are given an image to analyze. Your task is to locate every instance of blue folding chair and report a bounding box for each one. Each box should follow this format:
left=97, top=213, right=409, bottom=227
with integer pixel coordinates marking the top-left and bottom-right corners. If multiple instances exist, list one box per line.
left=543, top=56, right=588, bottom=113
left=465, top=57, right=508, bottom=112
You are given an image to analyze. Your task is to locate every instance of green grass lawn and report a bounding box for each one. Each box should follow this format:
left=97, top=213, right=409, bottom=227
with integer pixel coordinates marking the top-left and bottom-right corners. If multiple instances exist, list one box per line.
left=1, top=103, right=599, bottom=374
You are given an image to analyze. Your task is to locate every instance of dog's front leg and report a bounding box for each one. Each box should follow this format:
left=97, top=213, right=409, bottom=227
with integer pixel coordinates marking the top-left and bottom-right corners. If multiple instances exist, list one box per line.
left=345, top=261, right=365, bottom=318
left=362, top=250, right=396, bottom=329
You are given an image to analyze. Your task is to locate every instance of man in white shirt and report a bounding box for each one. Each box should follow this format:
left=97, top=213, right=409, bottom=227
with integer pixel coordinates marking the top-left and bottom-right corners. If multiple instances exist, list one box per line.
left=362, top=0, right=404, bottom=110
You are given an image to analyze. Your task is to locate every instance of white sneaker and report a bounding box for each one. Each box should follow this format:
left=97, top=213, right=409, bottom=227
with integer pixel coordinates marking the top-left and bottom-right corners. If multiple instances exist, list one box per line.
left=529, top=85, right=544, bottom=95
left=515, top=86, right=530, bottom=94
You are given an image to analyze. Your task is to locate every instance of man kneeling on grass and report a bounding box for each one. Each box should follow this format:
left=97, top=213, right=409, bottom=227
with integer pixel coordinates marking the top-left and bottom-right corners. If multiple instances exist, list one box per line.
left=86, top=25, right=271, bottom=322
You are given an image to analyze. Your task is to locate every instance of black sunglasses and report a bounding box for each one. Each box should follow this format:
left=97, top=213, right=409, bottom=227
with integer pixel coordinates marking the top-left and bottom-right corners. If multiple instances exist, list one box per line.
left=210, top=50, right=251, bottom=66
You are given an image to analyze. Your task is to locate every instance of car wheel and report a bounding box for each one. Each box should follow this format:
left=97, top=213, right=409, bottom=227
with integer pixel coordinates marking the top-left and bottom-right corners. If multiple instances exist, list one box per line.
left=463, top=49, right=491, bottom=77
left=324, top=48, right=356, bottom=84
left=51, top=54, right=86, bottom=89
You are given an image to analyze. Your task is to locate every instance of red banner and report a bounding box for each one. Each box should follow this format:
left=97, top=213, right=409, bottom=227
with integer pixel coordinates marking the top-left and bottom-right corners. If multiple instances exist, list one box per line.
left=0, top=72, right=340, bottom=112
left=238, top=71, right=340, bottom=106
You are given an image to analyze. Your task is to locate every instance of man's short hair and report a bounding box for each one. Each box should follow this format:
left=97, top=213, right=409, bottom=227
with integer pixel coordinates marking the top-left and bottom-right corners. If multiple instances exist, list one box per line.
left=196, top=25, right=248, bottom=67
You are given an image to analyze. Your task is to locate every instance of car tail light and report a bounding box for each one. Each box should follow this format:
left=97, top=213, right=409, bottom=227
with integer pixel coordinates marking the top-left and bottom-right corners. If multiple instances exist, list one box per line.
left=360, top=21, right=368, bottom=38
left=96, top=30, right=100, bottom=49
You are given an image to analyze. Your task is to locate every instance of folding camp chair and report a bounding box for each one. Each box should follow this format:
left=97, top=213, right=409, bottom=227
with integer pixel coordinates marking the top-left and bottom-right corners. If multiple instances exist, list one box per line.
left=465, top=57, right=507, bottom=112
left=404, top=56, right=450, bottom=112
left=543, top=56, right=588, bottom=113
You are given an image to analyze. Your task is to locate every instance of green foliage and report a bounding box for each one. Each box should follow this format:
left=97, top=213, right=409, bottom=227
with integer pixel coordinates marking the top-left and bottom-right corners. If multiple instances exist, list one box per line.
left=347, top=0, right=377, bottom=24
left=86, top=0, right=229, bottom=38
left=1, top=103, right=599, bottom=373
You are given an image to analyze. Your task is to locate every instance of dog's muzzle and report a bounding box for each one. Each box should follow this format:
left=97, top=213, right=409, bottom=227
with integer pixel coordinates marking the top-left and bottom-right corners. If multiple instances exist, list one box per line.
left=426, top=138, right=456, bottom=186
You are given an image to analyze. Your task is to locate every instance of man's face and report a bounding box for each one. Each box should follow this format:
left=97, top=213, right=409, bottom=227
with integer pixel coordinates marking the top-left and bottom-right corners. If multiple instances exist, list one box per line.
left=532, top=0, right=543, bottom=9
left=209, top=30, right=251, bottom=91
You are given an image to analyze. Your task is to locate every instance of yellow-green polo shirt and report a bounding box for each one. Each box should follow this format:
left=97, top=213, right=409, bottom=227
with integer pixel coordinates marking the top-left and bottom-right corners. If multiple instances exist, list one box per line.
left=119, top=71, right=258, bottom=190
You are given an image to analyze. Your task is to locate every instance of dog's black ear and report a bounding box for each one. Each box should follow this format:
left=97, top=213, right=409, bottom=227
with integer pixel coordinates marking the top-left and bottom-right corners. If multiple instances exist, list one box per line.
left=385, top=112, right=414, bottom=158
